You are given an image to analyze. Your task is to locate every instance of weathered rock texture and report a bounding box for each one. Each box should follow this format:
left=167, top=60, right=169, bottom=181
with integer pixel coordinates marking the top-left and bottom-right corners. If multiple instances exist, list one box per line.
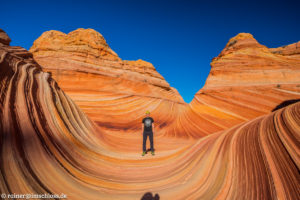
left=1, top=31, right=300, bottom=199
left=29, top=28, right=185, bottom=135
left=175, top=33, right=300, bottom=137
left=205, top=33, right=300, bottom=87
left=29, top=29, right=300, bottom=138
left=29, top=28, right=182, bottom=101
left=0, top=28, right=11, bottom=45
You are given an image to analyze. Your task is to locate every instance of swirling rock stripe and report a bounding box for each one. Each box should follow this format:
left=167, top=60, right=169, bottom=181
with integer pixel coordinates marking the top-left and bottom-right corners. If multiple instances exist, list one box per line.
left=1, top=44, right=299, bottom=199
left=29, top=29, right=300, bottom=139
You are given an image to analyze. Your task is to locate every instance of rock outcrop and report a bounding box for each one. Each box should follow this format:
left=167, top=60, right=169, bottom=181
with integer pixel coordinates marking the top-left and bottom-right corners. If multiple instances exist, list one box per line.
left=29, top=28, right=181, bottom=100
left=30, top=29, right=300, bottom=138
left=206, top=33, right=300, bottom=87
left=270, top=41, right=300, bottom=56
left=1, top=31, right=299, bottom=198
left=0, top=28, right=11, bottom=45
left=174, top=33, right=300, bottom=137
left=29, top=28, right=185, bottom=133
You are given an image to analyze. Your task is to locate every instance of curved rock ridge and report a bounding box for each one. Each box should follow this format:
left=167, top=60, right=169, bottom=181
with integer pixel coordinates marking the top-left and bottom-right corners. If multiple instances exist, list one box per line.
left=1, top=40, right=299, bottom=199
left=29, top=28, right=186, bottom=133
left=129, top=33, right=300, bottom=138
left=270, top=41, right=300, bottom=56
left=175, top=33, right=300, bottom=137
left=30, top=28, right=120, bottom=61
left=0, top=28, right=11, bottom=45
left=206, top=33, right=300, bottom=87
left=29, top=29, right=300, bottom=137
left=29, top=28, right=181, bottom=102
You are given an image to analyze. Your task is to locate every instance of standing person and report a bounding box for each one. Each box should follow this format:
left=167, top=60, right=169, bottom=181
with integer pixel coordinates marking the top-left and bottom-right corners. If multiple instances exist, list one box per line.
left=142, top=111, right=155, bottom=156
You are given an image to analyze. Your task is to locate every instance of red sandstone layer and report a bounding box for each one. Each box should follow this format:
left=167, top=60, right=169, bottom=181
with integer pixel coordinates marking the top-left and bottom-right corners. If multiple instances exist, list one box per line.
left=1, top=35, right=299, bottom=198
left=30, top=29, right=300, bottom=138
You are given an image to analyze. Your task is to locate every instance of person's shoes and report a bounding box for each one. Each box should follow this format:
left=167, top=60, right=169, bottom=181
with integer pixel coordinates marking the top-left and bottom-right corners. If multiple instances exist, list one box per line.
left=151, top=151, right=155, bottom=156
left=142, top=151, right=146, bottom=156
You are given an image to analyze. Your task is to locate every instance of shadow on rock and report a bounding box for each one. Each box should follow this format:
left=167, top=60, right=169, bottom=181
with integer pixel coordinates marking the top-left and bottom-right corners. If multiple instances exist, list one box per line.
left=141, top=192, right=160, bottom=200
left=145, top=148, right=155, bottom=154
left=272, top=99, right=300, bottom=112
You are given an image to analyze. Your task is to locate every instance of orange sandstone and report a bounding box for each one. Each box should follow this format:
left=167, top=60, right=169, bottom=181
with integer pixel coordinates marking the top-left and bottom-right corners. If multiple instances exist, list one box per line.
left=30, top=29, right=300, bottom=138
left=1, top=36, right=299, bottom=198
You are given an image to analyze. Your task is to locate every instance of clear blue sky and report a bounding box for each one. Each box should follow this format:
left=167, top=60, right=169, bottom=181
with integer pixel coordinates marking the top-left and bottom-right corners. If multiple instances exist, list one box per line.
left=1, top=0, right=299, bottom=102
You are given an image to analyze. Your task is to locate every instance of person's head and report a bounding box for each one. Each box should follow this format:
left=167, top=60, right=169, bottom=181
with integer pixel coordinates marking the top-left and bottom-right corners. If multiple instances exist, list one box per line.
left=145, top=110, right=150, bottom=116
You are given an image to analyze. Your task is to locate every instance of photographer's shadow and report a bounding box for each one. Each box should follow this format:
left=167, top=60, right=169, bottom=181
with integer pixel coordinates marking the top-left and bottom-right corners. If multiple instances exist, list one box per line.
left=141, top=192, right=160, bottom=200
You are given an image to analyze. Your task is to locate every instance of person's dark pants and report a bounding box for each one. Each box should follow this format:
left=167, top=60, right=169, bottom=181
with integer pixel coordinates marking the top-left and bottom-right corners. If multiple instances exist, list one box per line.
left=143, top=131, right=154, bottom=152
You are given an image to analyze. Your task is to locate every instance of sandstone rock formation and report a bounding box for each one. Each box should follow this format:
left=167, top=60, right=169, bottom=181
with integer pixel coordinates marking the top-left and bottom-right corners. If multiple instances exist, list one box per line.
left=30, top=29, right=300, bottom=138
left=0, top=28, right=11, bottom=45
left=29, top=28, right=185, bottom=134
left=206, top=33, right=300, bottom=87
left=29, top=29, right=300, bottom=138
left=29, top=28, right=181, bottom=101
left=174, top=33, right=300, bottom=137
left=270, top=41, right=300, bottom=56
left=1, top=30, right=299, bottom=199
